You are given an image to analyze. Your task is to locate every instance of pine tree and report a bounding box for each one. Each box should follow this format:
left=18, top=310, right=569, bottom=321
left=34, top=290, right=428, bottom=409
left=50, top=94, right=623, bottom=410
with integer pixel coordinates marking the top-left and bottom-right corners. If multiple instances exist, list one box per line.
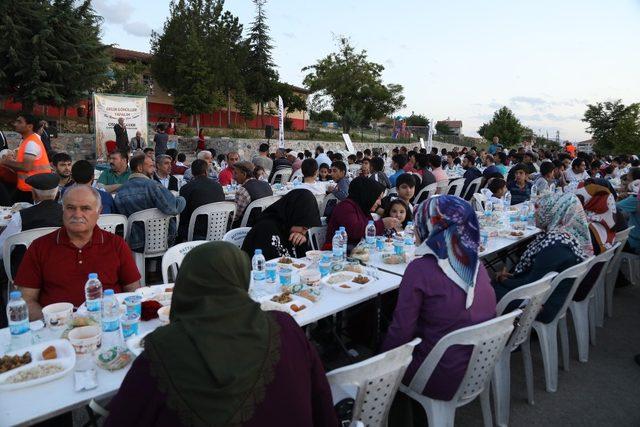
left=244, top=0, right=279, bottom=126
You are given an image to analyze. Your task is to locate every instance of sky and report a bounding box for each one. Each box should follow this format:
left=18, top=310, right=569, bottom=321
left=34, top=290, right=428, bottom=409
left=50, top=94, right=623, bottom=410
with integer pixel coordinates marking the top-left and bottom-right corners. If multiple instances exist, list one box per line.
left=92, top=0, right=640, bottom=141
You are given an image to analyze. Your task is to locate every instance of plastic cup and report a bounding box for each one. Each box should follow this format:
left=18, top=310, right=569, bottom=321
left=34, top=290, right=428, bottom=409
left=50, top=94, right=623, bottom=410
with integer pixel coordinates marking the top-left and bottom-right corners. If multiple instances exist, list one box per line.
left=124, top=295, right=142, bottom=316
left=121, top=312, right=140, bottom=339
left=265, top=262, right=277, bottom=283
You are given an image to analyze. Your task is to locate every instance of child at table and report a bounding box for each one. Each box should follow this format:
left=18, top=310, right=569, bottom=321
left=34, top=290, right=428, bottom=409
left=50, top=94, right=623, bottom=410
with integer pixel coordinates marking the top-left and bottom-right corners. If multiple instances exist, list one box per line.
left=383, top=199, right=412, bottom=230
left=377, top=173, right=416, bottom=216
left=318, top=163, right=331, bottom=181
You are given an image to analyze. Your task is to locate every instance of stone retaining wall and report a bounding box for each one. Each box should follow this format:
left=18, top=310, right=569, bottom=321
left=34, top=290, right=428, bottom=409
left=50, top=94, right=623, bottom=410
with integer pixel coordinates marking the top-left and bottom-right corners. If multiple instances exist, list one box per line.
left=4, top=132, right=459, bottom=162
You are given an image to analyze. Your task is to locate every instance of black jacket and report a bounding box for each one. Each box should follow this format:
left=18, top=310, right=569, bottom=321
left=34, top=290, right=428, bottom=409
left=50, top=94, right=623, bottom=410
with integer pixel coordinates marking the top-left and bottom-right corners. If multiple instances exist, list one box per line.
left=177, top=176, right=225, bottom=242
left=153, top=173, right=179, bottom=192
left=114, top=124, right=129, bottom=151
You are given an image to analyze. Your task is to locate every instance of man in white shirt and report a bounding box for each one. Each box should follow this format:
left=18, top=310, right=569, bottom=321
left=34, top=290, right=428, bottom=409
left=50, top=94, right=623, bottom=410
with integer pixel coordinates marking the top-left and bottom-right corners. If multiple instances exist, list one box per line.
left=565, top=157, right=590, bottom=183
left=298, top=158, right=328, bottom=195
left=314, top=145, right=332, bottom=168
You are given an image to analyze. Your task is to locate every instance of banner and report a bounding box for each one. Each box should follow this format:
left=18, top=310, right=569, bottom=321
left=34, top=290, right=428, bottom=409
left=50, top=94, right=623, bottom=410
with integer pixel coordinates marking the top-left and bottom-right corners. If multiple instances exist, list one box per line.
left=278, top=95, right=285, bottom=149
left=93, top=93, right=148, bottom=161
left=427, top=118, right=434, bottom=152
left=342, top=133, right=356, bottom=153
left=419, top=137, right=425, bottom=149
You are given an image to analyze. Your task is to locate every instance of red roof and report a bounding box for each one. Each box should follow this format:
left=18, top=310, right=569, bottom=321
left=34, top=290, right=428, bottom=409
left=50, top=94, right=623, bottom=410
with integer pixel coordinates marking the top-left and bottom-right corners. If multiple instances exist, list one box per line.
left=437, top=120, right=462, bottom=129
left=109, top=47, right=152, bottom=63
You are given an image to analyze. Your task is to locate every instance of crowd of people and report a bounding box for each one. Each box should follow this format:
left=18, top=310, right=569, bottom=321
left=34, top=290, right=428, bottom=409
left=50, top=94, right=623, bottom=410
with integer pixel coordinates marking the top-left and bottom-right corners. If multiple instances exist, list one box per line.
left=1, top=112, right=639, bottom=426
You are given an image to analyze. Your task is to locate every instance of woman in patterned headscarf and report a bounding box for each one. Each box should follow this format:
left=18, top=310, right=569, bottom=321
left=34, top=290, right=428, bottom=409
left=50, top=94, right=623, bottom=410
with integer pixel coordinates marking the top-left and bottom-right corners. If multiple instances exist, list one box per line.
left=495, top=192, right=593, bottom=323
left=575, top=179, right=617, bottom=254
left=381, top=195, right=496, bottom=405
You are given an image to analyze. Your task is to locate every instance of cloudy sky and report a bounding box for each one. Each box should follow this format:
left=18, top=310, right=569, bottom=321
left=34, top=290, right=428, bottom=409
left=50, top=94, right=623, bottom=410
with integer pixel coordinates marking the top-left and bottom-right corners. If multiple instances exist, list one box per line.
left=92, top=0, right=640, bottom=141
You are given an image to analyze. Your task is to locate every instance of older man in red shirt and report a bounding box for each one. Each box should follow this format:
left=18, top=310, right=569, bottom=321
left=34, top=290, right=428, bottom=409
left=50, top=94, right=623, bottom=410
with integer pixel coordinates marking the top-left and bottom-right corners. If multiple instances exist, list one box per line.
left=16, top=185, right=141, bottom=320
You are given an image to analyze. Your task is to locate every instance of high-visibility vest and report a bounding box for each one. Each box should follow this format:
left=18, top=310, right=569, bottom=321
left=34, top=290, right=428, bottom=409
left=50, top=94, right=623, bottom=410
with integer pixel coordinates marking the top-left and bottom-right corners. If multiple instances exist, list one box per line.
left=16, top=133, right=51, bottom=192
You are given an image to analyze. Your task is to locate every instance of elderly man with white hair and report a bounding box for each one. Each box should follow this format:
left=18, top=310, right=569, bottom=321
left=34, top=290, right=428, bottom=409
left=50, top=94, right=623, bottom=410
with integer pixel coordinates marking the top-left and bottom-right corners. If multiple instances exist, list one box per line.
left=15, top=184, right=141, bottom=320
left=0, top=149, right=15, bottom=161
left=0, top=173, right=63, bottom=261
left=182, top=150, right=218, bottom=182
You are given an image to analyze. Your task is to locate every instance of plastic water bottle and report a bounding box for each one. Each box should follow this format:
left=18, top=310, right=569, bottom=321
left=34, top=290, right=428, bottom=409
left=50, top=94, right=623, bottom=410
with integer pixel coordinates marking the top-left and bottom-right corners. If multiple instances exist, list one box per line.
left=365, top=221, right=376, bottom=247
left=101, top=289, right=123, bottom=350
left=530, top=184, right=538, bottom=202
left=293, top=176, right=301, bottom=187
left=251, top=249, right=266, bottom=285
left=332, top=231, right=344, bottom=260
left=404, top=222, right=415, bottom=245
left=85, top=273, right=102, bottom=321
left=503, top=191, right=512, bottom=209
left=319, top=255, right=331, bottom=277
left=339, top=226, right=348, bottom=260
left=6, top=291, right=31, bottom=350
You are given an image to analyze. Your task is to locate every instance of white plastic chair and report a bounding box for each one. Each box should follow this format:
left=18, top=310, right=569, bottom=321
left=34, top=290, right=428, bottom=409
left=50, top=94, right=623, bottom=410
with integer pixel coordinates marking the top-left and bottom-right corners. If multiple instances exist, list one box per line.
left=529, top=257, right=591, bottom=393
left=97, top=214, right=128, bottom=237
left=435, top=180, right=448, bottom=195
left=187, top=201, right=235, bottom=241
left=126, top=208, right=175, bottom=286
left=308, top=226, right=327, bottom=251
left=223, top=227, right=251, bottom=248
left=320, top=193, right=338, bottom=217
left=240, top=195, right=281, bottom=227
left=289, top=168, right=303, bottom=182
left=3, top=227, right=59, bottom=286
left=472, top=193, right=487, bottom=211
left=161, top=240, right=208, bottom=283
left=492, top=273, right=555, bottom=427
left=446, top=177, right=465, bottom=198
left=327, top=338, right=421, bottom=427
left=348, top=164, right=362, bottom=175
left=604, top=227, right=634, bottom=319
left=568, top=243, right=618, bottom=362
left=462, top=177, right=483, bottom=200
left=400, top=310, right=521, bottom=427
left=270, top=167, right=292, bottom=184
left=173, top=174, right=185, bottom=189
left=413, top=183, right=437, bottom=206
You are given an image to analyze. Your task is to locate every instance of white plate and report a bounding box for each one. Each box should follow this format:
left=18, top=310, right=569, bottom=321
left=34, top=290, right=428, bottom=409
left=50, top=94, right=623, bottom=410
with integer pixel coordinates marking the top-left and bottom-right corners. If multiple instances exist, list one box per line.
left=260, top=294, right=314, bottom=316
left=126, top=330, right=153, bottom=357
left=0, top=339, right=75, bottom=391
left=321, top=271, right=374, bottom=293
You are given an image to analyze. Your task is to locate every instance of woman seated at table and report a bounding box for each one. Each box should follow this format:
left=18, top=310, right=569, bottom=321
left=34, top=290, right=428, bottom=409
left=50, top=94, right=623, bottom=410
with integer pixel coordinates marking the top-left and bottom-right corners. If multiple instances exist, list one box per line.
left=242, top=189, right=321, bottom=260
left=105, top=242, right=337, bottom=427
left=324, top=176, right=399, bottom=249
left=383, top=198, right=413, bottom=229
left=575, top=179, right=617, bottom=254
left=381, top=195, right=496, bottom=414
left=506, top=163, right=532, bottom=205
left=494, top=193, right=593, bottom=323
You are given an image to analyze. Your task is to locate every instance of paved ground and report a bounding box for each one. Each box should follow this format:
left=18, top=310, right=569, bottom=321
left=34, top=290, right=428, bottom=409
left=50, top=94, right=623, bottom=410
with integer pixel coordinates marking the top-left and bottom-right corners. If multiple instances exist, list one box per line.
left=456, top=282, right=640, bottom=426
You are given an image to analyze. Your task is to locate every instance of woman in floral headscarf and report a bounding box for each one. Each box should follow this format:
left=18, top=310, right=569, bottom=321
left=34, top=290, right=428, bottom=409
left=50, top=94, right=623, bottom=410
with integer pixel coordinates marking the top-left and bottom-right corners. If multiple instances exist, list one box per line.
left=381, top=195, right=496, bottom=405
left=575, top=179, right=617, bottom=254
left=495, top=192, right=593, bottom=323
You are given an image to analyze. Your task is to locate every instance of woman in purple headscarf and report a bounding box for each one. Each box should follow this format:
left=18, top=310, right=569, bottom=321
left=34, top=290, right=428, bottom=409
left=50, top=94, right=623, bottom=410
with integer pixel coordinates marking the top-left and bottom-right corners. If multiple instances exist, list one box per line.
left=381, top=195, right=496, bottom=411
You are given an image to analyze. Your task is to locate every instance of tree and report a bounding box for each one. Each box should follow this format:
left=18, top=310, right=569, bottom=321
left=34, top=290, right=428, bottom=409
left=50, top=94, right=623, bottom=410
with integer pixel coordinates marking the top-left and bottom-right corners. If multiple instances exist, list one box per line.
left=278, top=83, right=307, bottom=119
left=303, top=37, right=405, bottom=133
left=0, top=0, right=109, bottom=111
left=244, top=0, right=279, bottom=126
left=478, top=106, right=528, bottom=146
left=312, top=110, right=340, bottom=123
left=103, top=61, right=148, bottom=96
left=435, top=122, right=453, bottom=135
left=582, top=100, right=640, bottom=154
left=405, top=114, right=429, bottom=127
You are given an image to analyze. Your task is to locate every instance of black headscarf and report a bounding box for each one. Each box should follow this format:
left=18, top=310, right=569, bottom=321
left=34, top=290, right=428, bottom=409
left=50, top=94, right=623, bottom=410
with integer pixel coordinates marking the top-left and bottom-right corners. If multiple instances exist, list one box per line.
left=348, top=176, right=386, bottom=214
left=258, top=189, right=322, bottom=230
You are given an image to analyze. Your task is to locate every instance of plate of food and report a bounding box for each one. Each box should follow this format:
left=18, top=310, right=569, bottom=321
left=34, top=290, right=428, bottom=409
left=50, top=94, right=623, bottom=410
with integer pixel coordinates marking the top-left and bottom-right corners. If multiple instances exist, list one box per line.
left=259, top=291, right=314, bottom=316
left=0, top=339, right=75, bottom=391
left=126, top=330, right=153, bottom=357
left=321, top=271, right=373, bottom=293
left=350, top=245, right=370, bottom=263
left=499, top=229, right=525, bottom=239
left=381, top=253, right=405, bottom=265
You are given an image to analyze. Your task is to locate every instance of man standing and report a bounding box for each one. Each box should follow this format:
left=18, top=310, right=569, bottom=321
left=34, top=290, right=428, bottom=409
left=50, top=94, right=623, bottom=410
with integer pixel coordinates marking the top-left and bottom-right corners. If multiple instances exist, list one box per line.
left=97, top=150, right=131, bottom=193
left=114, top=118, right=129, bottom=152
left=130, top=130, right=146, bottom=152
left=232, top=161, right=273, bottom=227
left=37, top=120, right=53, bottom=156
left=315, top=145, right=332, bottom=168
left=153, top=124, right=169, bottom=156
left=16, top=185, right=141, bottom=319
left=153, top=154, right=179, bottom=191
left=177, top=159, right=225, bottom=242
left=51, top=152, right=73, bottom=190
left=488, top=136, right=502, bottom=155
left=1, top=114, right=51, bottom=203
left=252, top=143, right=273, bottom=172
left=218, top=151, right=240, bottom=186
left=114, top=154, right=185, bottom=252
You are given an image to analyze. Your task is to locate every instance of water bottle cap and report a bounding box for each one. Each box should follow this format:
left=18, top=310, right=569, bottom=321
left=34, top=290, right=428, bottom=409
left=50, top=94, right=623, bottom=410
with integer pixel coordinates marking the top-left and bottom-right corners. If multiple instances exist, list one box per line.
left=254, top=249, right=262, bottom=255
left=9, top=290, right=21, bottom=299
left=104, top=289, right=115, bottom=296
left=407, top=221, right=413, bottom=226
left=339, top=226, right=345, bottom=231
left=368, top=220, right=373, bottom=225
left=88, top=273, right=98, bottom=280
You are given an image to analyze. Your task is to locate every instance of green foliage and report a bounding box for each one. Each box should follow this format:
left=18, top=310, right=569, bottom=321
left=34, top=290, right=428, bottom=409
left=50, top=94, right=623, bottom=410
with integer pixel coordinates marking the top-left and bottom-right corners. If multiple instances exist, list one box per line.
left=435, top=122, right=453, bottom=135
left=302, top=37, right=405, bottom=133
left=103, top=61, right=148, bottom=96
left=278, top=82, right=306, bottom=117
left=478, top=106, right=528, bottom=147
left=582, top=100, right=640, bottom=155
left=312, top=109, right=340, bottom=123
left=0, top=0, right=109, bottom=110
left=405, top=114, right=429, bottom=127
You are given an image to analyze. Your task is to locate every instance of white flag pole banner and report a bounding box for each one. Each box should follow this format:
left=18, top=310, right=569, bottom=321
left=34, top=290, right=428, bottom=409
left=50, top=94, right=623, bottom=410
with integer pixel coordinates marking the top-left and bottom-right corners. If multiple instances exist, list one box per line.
left=278, top=95, right=285, bottom=149
left=427, top=118, right=434, bottom=152
left=419, top=137, right=425, bottom=149
left=342, top=133, right=356, bottom=154
left=93, top=93, right=148, bottom=161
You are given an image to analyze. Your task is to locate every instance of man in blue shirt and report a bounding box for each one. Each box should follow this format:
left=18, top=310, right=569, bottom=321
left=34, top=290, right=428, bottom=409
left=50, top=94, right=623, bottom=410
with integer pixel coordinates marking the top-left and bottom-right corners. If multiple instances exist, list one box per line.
left=328, top=160, right=349, bottom=201
left=389, top=154, right=407, bottom=187
left=488, top=136, right=503, bottom=155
